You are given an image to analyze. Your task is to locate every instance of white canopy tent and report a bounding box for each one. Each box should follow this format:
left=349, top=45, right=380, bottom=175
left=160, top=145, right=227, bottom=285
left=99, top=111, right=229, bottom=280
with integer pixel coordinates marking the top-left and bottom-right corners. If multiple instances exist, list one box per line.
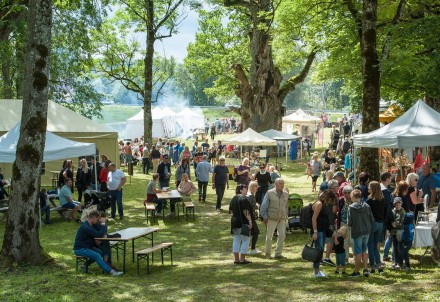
left=175, top=107, right=205, bottom=138
left=161, top=107, right=178, bottom=138
left=223, top=128, right=277, bottom=146
left=260, top=129, right=302, bottom=163
left=353, top=100, right=440, bottom=148
left=282, top=109, right=321, bottom=148
left=223, top=128, right=277, bottom=159
left=125, top=107, right=168, bottom=139
left=0, top=123, right=96, bottom=163
left=353, top=100, right=440, bottom=181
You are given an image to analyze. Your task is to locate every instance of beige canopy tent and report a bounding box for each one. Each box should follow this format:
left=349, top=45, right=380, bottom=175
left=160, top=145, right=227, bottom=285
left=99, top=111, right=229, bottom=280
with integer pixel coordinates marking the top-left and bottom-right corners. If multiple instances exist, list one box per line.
left=282, top=108, right=321, bottom=149
left=223, top=128, right=277, bottom=159
left=0, top=99, right=118, bottom=186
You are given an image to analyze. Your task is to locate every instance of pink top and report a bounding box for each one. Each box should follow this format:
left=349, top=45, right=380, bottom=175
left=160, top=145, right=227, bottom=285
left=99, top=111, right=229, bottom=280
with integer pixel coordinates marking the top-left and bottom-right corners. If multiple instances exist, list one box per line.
left=178, top=180, right=196, bottom=196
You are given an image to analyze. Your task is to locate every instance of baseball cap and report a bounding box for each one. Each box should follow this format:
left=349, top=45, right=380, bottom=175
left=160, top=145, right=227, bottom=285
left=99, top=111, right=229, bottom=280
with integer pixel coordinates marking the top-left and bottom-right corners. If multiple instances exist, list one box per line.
left=393, top=197, right=402, bottom=204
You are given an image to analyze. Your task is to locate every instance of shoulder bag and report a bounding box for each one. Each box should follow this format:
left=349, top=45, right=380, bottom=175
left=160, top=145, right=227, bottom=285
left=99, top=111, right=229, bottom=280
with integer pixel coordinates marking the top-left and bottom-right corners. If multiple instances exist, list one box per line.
left=302, top=239, right=323, bottom=263
left=238, top=198, right=251, bottom=237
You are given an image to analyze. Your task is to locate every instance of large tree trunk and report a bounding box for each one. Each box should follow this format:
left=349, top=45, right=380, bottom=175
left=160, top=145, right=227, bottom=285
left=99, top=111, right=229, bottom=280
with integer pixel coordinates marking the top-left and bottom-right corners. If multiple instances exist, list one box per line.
left=359, top=0, right=380, bottom=180
left=226, top=0, right=315, bottom=132
left=143, top=0, right=154, bottom=143
left=0, top=0, right=53, bottom=266
left=425, top=95, right=440, bottom=167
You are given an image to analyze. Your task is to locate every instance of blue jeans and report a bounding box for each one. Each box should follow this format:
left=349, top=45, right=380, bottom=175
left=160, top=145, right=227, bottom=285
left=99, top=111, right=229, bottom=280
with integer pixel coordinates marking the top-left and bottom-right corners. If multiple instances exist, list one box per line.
left=397, top=241, right=412, bottom=268
left=383, top=233, right=394, bottom=262
left=74, top=248, right=112, bottom=273
left=313, top=231, right=325, bottom=269
left=40, top=204, right=51, bottom=223
left=108, top=189, right=123, bottom=218
left=232, top=232, right=250, bottom=254
left=368, top=221, right=383, bottom=268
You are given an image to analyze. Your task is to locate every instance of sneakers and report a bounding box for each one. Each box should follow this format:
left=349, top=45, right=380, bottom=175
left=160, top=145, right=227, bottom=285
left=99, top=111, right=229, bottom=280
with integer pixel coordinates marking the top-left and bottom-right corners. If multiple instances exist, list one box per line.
left=363, top=269, right=370, bottom=277
left=249, top=249, right=261, bottom=255
left=80, top=265, right=91, bottom=274
left=392, top=264, right=401, bottom=270
left=370, top=268, right=376, bottom=274
left=322, top=258, right=336, bottom=266
left=110, top=269, right=123, bottom=276
left=404, top=267, right=411, bottom=273
left=378, top=268, right=384, bottom=275
left=198, top=195, right=202, bottom=201
left=382, top=256, right=391, bottom=262
left=154, top=211, right=162, bottom=216
left=265, top=254, right=273, bottom=259
left=349, top=272, right=361, bottom=277
left=314, top=271, right=328, bottom=278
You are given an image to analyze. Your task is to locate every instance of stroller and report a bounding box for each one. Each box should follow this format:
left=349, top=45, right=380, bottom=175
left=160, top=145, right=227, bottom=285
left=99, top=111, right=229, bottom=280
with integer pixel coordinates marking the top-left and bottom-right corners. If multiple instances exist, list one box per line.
left=286, top=193, right=307, bottom=233
left=81, top=191, right=112, bottom=222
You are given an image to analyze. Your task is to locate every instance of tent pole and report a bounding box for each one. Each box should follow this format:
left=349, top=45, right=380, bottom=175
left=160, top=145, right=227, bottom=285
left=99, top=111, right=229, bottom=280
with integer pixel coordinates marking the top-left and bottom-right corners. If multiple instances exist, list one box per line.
left=94, top=155, right=98, bottom=191
left=353, top=148, right=356, bottom=185
left=399, top=149, right=403, bottom=181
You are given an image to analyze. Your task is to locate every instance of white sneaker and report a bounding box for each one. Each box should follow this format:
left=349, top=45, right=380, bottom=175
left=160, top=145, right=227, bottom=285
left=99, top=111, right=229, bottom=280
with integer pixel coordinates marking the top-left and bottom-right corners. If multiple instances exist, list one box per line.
left=249, top=249, right=261, bottom=255
left=314, top=271, right=327, bottom=278
left=110, top=270, right=123, bottom=276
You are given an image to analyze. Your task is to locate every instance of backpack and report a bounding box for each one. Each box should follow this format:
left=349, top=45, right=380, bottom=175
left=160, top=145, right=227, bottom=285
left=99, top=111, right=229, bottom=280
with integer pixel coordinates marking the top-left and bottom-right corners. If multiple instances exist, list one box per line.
left=233, top=167, right=239, bottom=182
left=355, top=184, right=369, bottom=203
left=300, top=203, right=314, bottom=229
left=401, top=212, right=415, bottom=243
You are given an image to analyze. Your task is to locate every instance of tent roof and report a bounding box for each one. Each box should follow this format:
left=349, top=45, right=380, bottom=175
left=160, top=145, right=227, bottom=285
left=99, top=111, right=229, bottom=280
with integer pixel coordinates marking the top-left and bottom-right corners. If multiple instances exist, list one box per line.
left=0, top=99, right=115, bottom=134
left=127, top=107, right=164, bottom=122
left=176, top=107, right=203, bottom=117
left=0, top=123, right=96, bottom=163
left=223, top=128, right=277, bottom=146
left=161, top=107, right=176, bottom=116
left=379, top=103, right=403, bottom=123
left=259, top=129, right=301, bottom=141
left=282, top=109, right=321, bottom=123
left=354, top=100, right=440, bottom=148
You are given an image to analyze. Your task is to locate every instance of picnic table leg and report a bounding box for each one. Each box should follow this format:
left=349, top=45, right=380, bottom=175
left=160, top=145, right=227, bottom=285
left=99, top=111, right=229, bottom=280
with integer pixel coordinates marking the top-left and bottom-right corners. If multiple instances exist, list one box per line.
left=132, top=238, right=135, bottom=263
left=123, top=241, right=126, bottom=273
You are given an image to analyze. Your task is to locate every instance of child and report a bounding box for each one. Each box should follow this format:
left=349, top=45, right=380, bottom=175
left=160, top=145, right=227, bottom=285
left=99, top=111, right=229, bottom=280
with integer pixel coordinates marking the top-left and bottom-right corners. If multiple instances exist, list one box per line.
left=334, top=225, right=349, bottom=274
left=397, top=212, right=415, bottom=272
left=39, top=188, right=52, bottom=225
left=390, top=197, right=405, bottom=269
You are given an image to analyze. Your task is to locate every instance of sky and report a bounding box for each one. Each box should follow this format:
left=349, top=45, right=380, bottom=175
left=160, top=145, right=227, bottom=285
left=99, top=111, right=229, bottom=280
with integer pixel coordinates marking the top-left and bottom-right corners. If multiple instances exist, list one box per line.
left=153, top=9, right=199, bottom=63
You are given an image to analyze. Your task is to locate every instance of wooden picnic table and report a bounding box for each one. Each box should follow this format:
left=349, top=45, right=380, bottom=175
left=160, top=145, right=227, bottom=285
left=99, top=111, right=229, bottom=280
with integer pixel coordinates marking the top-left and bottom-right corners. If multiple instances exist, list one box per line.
left=96, top=227, right=159, bottom=273
left=156, top=190, right=183, bottom=220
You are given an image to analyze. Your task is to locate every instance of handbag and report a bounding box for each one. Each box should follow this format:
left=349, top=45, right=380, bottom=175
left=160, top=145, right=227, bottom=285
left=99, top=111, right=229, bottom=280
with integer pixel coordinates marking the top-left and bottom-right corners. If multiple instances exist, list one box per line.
left=302, top=239, right=323, bottom=263
left=238, top=197, right=251, bottom=237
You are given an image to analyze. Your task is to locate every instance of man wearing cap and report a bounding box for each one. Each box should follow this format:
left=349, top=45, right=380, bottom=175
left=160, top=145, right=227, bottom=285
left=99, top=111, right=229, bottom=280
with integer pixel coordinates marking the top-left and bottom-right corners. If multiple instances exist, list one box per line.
left=334, top=171, right=349, bottom=199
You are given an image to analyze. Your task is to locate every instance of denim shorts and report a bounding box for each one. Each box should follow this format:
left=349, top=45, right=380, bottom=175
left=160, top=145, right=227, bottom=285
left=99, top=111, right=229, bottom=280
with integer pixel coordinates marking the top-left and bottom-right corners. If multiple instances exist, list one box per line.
left=352, top=234, right=369, bottom=254
left=336, top=253, right=346, bottom=266
left=62, top=202, right=78, bottom=209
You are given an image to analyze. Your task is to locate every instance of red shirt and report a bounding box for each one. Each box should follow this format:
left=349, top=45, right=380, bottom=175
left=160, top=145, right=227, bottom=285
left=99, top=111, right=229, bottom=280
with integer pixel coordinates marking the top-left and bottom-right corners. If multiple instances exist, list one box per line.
left=99, top=167, right=108, bottom=183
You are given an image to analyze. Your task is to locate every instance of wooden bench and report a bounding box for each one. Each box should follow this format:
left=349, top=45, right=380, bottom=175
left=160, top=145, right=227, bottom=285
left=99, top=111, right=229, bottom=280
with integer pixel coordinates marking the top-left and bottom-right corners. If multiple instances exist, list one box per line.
left=144, top=203, right=157, bottom=224
left=183, top=201, right=195, bottom=220
left=136, top=242, right=173, bottom=275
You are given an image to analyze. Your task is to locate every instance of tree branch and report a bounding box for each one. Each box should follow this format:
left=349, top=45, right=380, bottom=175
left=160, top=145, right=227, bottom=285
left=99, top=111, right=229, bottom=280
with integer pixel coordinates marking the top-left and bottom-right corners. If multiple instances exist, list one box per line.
left=224, top=0, right=254, bottom=8
left=343, top=0, right=362, bottom=38
left=230, top=63, right=252, bottom=92
left=155, top=0, right=185, bottom=33
left=380, top=0, right=407, bottom=62
left=278, top=48, right=317, bottom=101
left=121, top=0, right=148, bottom=23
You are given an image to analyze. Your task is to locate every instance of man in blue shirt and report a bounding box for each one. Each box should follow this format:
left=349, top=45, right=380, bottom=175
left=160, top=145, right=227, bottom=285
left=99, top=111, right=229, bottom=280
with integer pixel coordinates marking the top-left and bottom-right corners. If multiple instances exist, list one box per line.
left=417, top=162, right=437, bottom=221
left=59, top=178, right=81, bottom=221
left=195, top=155, right=212, bottom=202
left=73, top=210, right=122, bottom=276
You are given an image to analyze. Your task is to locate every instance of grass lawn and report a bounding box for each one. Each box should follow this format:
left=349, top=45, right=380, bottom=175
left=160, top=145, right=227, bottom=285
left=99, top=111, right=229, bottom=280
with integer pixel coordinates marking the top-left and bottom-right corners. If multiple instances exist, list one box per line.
left=1, top=137, right=440, bottom=302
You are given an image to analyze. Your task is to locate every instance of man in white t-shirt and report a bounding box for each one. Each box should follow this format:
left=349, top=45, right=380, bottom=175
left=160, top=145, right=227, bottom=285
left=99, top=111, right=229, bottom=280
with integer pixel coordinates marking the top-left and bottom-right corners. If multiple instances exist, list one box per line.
left=107, top=163, right=127, bottom=219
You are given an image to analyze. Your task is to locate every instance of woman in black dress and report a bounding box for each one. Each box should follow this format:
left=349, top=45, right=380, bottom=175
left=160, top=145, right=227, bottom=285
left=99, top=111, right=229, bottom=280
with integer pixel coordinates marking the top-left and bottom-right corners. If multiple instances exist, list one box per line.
left=229, top=184, right=252, bottom=264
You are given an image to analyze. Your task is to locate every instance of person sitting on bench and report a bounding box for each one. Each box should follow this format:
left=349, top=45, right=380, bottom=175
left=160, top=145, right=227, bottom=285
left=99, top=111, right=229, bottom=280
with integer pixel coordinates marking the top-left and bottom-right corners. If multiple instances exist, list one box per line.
left=73, top=210, right=122, bottom=276
left=40, top=188, right=52, bottom=225
left=59, top=178, right=81, bottom=222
